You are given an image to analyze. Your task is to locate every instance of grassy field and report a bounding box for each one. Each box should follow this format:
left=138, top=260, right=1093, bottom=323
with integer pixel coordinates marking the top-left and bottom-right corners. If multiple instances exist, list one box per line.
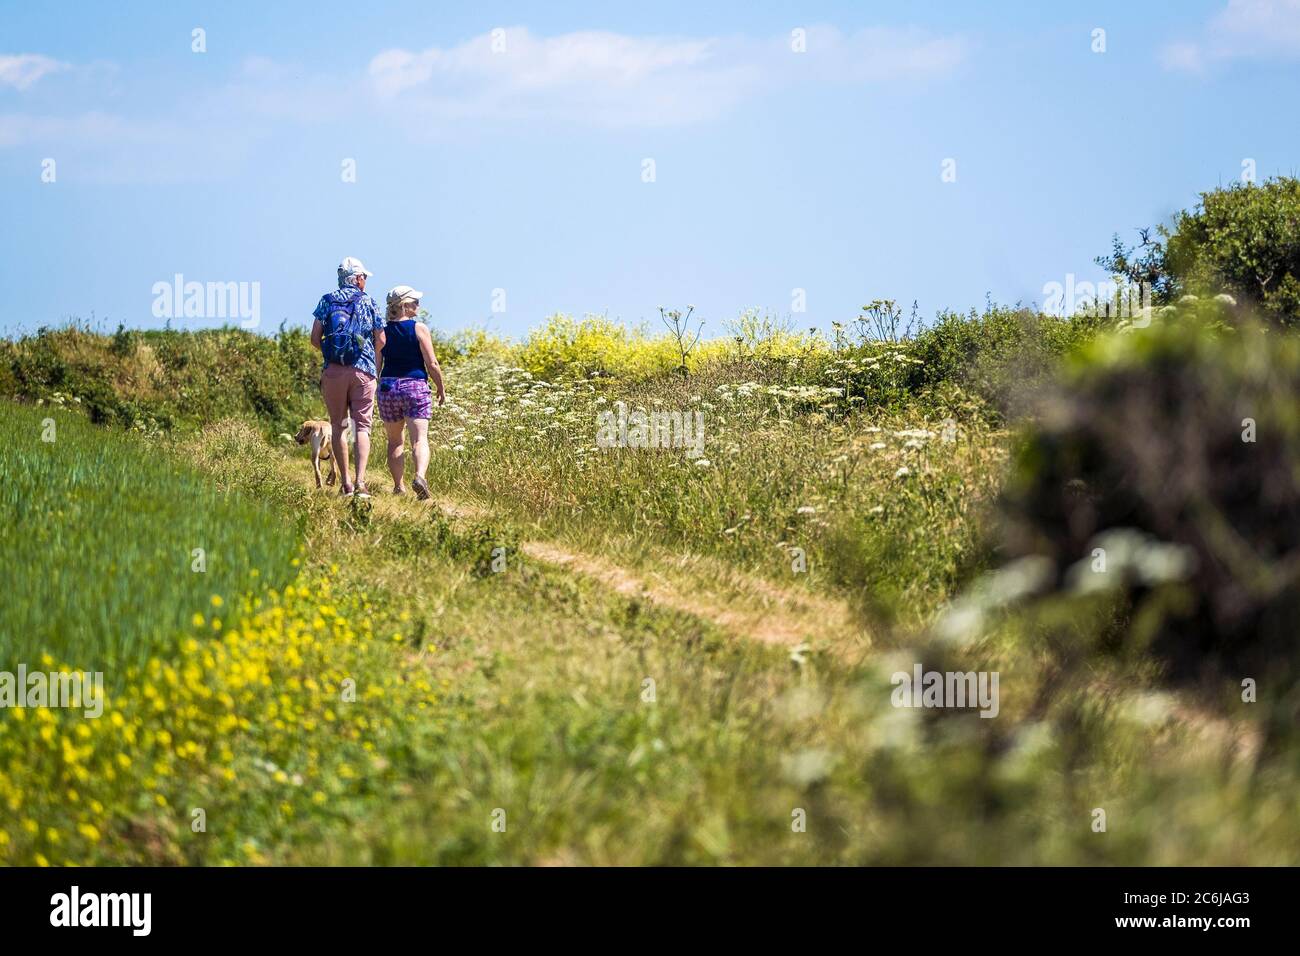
left=415, top=355, right=1008, bottom=627
left=0, top=402, right=301, bottom=671
left=1, top=304, right=1294, bottom=865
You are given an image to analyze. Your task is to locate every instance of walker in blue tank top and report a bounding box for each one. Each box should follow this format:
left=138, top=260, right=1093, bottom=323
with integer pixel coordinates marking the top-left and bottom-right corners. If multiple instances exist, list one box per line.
left=380, top=319, right=427, bottom=380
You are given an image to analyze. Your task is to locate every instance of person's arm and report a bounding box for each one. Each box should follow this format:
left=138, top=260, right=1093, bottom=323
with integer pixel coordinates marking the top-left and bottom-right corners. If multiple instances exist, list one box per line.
left=311, top=297, right=328, bottom=352
left=362, top=298, right=385, bottom=370
left=414, top=323, right=446, bottom=405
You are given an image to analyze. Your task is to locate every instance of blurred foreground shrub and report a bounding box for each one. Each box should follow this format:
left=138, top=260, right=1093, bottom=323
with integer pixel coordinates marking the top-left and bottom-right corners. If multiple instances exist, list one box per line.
left=995, top=297, right=1300, bottom=688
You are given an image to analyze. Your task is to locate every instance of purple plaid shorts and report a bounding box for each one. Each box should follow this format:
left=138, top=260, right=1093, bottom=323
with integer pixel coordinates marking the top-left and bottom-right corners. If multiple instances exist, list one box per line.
left=377, top=377, right=433, bottom=422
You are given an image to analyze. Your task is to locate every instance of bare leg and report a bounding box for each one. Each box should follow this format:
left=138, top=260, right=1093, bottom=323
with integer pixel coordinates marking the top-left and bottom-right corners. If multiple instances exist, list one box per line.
left=322, top=373, right=353, bottom=492
left=345, top=373, right=373, bottom=490
left=310, top=433, right=324, bottom=488
left=408, top=418, right=430, bottom=481
left=354, top=429, right=371, bottom=487
left=329, top=424, right=351, bottom=490
left=385, top=419, right=406, bottom=492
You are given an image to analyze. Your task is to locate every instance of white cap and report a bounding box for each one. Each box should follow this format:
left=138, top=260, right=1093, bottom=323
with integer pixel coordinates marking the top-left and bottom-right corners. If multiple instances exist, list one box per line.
left=386, top=284, right=423, bottom=303
left=338, top=256, right=373, bottom=279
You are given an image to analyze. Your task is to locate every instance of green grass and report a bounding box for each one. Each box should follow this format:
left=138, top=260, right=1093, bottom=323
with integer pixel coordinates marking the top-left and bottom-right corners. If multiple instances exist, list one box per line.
left=171, top=397, right=1295, bottom=866
left=415, top=357, right=1007, bottom=626
left=0, top=401, right=301, bottom=672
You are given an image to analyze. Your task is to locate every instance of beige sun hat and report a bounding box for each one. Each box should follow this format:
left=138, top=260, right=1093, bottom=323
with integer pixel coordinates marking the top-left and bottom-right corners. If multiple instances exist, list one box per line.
left=386, top=284, right=423, bottom=304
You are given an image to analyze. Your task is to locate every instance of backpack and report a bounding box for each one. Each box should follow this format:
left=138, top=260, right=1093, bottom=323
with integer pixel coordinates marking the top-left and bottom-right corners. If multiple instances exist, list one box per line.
left=319, top=289, right=371, bottom=367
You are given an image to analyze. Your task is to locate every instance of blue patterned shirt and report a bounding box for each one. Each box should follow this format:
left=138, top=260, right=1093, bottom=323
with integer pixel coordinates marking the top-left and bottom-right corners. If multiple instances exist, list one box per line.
left=313, top=283, right=383, bottom=378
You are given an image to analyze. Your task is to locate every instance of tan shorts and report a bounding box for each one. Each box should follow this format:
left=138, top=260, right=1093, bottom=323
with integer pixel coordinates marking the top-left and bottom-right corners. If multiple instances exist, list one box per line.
left=320, top=364, right=377, bottom=432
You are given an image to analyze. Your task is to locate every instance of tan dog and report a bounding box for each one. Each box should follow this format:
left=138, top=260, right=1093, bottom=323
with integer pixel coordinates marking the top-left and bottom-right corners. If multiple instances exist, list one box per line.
left=294, top=418, right=353, bottom=488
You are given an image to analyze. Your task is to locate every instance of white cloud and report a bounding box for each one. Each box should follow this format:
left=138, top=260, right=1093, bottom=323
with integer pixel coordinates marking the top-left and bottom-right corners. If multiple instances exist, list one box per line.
left=370, top=30, right=719, bottom=97
left=0, top=109, right=259, bottom=183
left=368, top=28, right=755, bottom=127
left=0, top=111, right=131, bottom=148
left=1213, top=0, right=1300, bottom=51
left=0, top=24, right=969, bottom=179
left=792, top=25, right=969, bottom=83
left=368, top=25, right=967, bottom=128
left=0, top=53, right=67, bottom=91
left=1159, top=42, right=1205, bottom=73
left=1162, top=0, right=1300, bottom=72
left=214, top=55, right=339, bottom=124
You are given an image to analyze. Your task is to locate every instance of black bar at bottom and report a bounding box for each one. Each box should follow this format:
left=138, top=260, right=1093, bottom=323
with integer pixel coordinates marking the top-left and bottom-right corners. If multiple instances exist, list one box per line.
left=0, top=866, right=1287, bottom=942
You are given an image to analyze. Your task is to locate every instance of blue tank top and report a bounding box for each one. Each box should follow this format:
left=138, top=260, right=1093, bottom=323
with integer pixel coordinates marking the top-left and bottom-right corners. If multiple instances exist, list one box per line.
left=380, top=319, right=427, bottom=380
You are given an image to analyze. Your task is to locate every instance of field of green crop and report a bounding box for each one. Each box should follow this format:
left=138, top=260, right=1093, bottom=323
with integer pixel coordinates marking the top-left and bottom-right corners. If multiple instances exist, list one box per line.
left=0, top=401, right=301, bottom=672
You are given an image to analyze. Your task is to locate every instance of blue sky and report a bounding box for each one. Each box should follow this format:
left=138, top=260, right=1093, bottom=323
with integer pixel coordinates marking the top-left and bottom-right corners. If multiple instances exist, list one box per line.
left=3, top=0, right=1299, bottom=338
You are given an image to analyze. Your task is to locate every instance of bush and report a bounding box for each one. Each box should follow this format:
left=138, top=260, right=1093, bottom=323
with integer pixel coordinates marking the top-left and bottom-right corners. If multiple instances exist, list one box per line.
left=816, top=305, right=1103, bottom=422
left=517, top=313, right=730, bottom=381
left=1147, top=177, right=1300, bottom=322
left=996, top=299, right=1300, bottom=685
left=1, top=324, right=322, bottom=435
left=723, top=309, right=826, bottom=363
left=426, top=323, right=513, bottom=364
left=2, top=305, right=1106, bottom=432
